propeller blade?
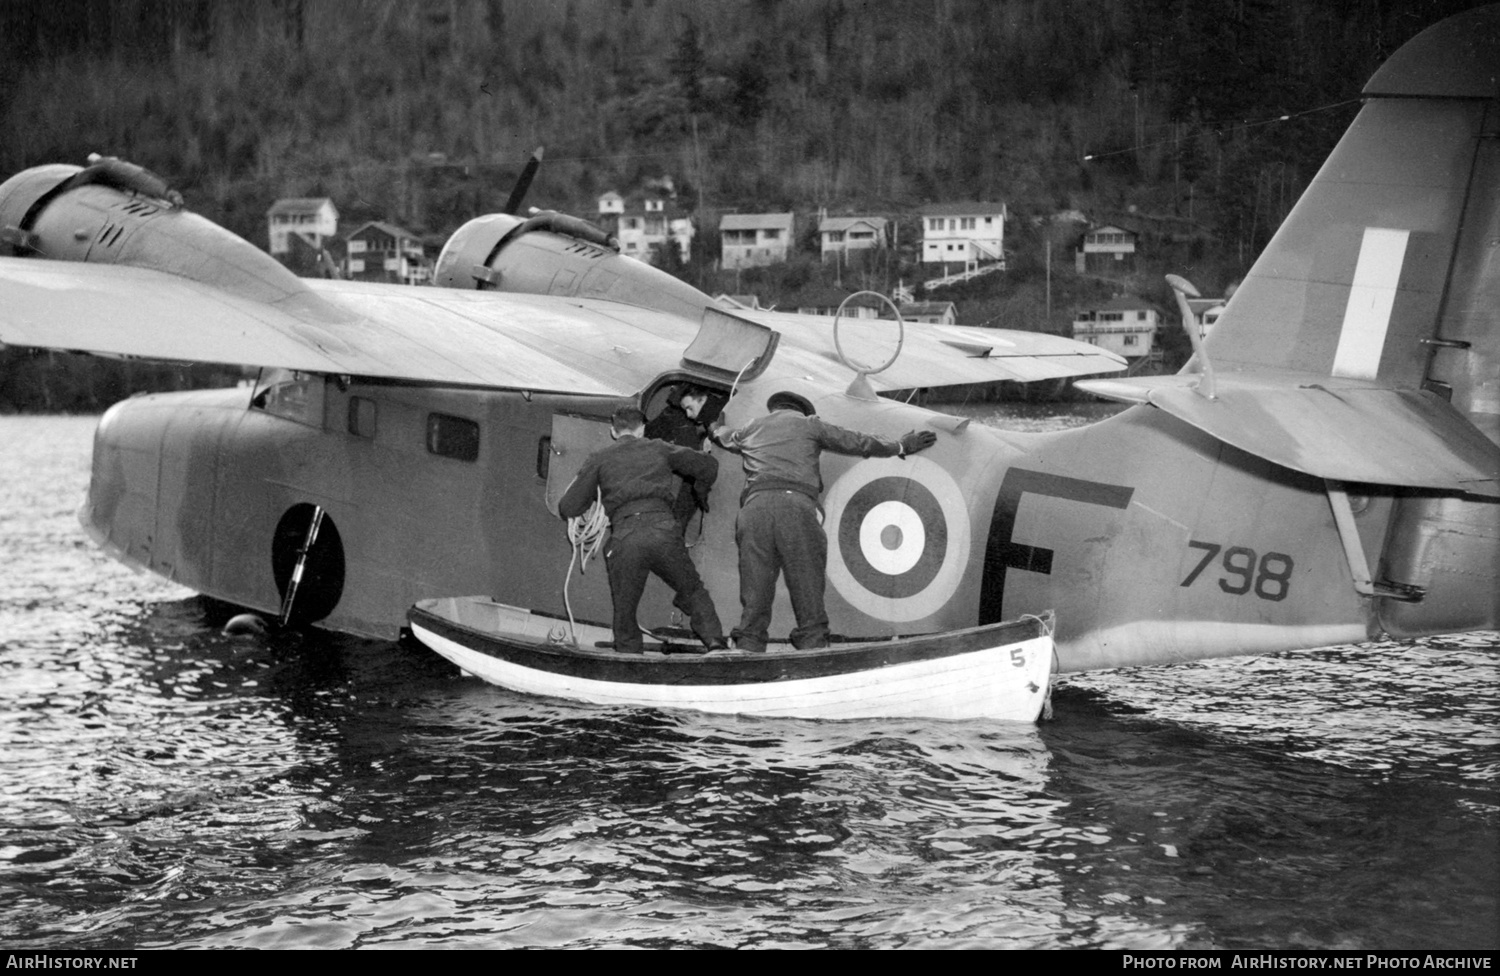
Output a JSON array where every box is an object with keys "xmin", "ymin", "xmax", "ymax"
[{"xmin": 503, "ymin": 146, "xmax": 544, "ymax": 215}]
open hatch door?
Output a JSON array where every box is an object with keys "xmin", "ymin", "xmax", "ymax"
[
  {"xmin": 680, "ymin": 306, "xmax": 779, "ymax": 385},
  {"xmin": 544, "ymin": 413, "xmax": 617, "ymax": 517}
]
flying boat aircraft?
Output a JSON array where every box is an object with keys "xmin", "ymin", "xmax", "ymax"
[{"xmin": 0, "ymin": 7, "xmax": 1496, "ymax": 674}]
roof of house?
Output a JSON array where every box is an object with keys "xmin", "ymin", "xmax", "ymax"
[
  {"xmin": 611, "ymin": 203, "xmax": 693, "ymax": 224},
  {"xmin": 1048, "ymin": 209, "xmax": 1089, "ymax": 224},
  {"xmin": 716, "ymin": 294, "xmax": 763, "ymax": 310},
  {"xmin": 918, "ymin": 201, "xmax": 1006, "ymax": 217},
  {"xmin": 1085, "ymin": 223, "xmax": 1140, "ymax": 237},
  {"xmin": 897, "ymin": 301, "xmax": 956, "ymax": 318},
  {"xmin": 267, "ymin": 197, "xmax": 336, "ymax": 217},
  {"xmin": 1080, "ymin": 295, "xmax": 1161, "ymax": 314},
  {"xmin": 1186, "ymin": 296, "xmax": 1226, "ymax": 316},
  {"xmin": 721, "ymin": 212, "xmax": 794, "ymax": 232},
  {"xmin": 819, "ymin": 216, "xmax": 888, "ymax": 234},
  {"xmin": 346, "ymin": 220, "xmax": 419, "ymax": 242}
]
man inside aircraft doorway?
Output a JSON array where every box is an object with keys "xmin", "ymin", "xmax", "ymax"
[
  {"xmin": 711, "ymin": 391, "xmax": 937, "ymax": 653},
  {"xmin": 645, "ymin": 384, "xmax": 720, "ymax": 534},
  {"xmin": 559, "ymin": 404, "xmax": 728, "ymax": 654}
]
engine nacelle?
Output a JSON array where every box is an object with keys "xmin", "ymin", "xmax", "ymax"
[
  {"xmin": 0, "ymin": 156, "xmax": 332, "ymax": 312},
  {"xmin": 434, "ymin": 210, "xmax": 717, "ymax": 324}
]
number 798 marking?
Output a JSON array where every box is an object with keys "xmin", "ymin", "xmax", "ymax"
[{"xmin": 1180, "ymin": 540, "xmax": 1294, "ymax": 602}]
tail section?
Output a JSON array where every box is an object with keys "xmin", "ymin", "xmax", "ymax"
[
  {"xmin": 1206, "ymin": 5, "xmax": 1499, "ymax": 405},
  {"xmin": 1080, "ymin": 7, "xmax": 1500, "ymax": 637}
]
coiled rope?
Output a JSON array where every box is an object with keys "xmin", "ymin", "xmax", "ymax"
[{"xmin": 562, "ymin": 491, "xmax": 609, "ymax": 645}]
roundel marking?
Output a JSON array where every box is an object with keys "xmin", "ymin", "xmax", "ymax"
[
  {"xmin": 824, "ymin": 456, "xmax": 971, "ymax": 623},
  {"xmin": 839, "ymin": 481, "xmax": 945, "ymax": 596},
  {"xmin": 859, "ymin": 501, "xmax": 925, "ymax": 575}
]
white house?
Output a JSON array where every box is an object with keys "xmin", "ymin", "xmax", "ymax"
[
  {"xmin": 819, "ymin": 216, "xmax": 888, "ymax": 262},
  {"xmin": 792, "ymin": 287, "xmax": 882, "ymax": 318},
  {"xmin": 596, "ymin": 190, "xmax": 625, "ymax": 217},
  {"xmin": 344, "ymin": 220, "xmax": 429, "ymax": 285},
  {"xmin": 1186, "ymin": 295, "xmax": 1228, "ymax": 339},
  {"xmin": 597, "ymin": 190, "xmax": 694, "ymax": 265},
  {"xmin": 1071, "ymin": 296, "xmax": 1160, "ymax": 359},
  {"xmin": 919, "ymin": 202, "xmax": 1005, "ymax": 268},
  {"xmin": 266, "ymin": 197, "xmax": 338, "ymax": 256},
  {"xmin": 1077, "ymin": 223, "xmax": 1139, "ymax": 273},
  {"xmin": 896, "ymin": 301, "xmax": 957, "ymax": 326},
  {"xmin": 721, "ymin": 212, "xmax": 794, "ymax": 269}
]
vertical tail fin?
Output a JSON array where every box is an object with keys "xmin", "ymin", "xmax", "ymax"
[{"xmin": 1206, "ymin": 5, "xmax": 1499, "ymax": 417}]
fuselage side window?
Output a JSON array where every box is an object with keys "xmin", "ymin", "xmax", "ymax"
[
  {"xmin": 427, "ymin": 412, "xmax": 480, "ymax": 462},
  {"xmin": 348, "ymin": 396, "xmax": 377, "ymax": 438}
]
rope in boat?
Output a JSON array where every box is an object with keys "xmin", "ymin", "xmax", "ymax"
[{"xmin": 562, "ymin": 490, "xmax": 609, "ymax": 646}]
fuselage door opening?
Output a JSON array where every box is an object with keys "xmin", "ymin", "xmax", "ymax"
[{"xmin": 543, "ymin": 412, "xmax": 619, "ymax": 517}]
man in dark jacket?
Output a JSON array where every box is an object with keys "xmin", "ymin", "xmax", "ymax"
[
  {"xmin": 711, "ymin": 391, "xmax": 937, "ymax": 652},
  {"xmin": 559, "ymin": 404, "xmax": 727, "ymax": 654},
  {"xmin": 644, "ymin": 384, "xmax": 719, "ymax": 533}
]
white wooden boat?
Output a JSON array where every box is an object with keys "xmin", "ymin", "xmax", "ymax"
[{"xmin": 407, "ymin": 597, "xmax": 1055, "ymax": 722}]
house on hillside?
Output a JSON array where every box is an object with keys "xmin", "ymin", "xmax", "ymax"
[
  {"xmin": 596, "ymin": 188, "xmax": 694, "ymax": 265},
  {"xmin": 1185, "ymin": 295, "xmax": 1229, "ymax": 339},
  {"xmin": 819, "ymin": 216, "xmax": 889, "ymax": 263},
  {"xmin": 345, "ymin": 221, "xmax": 430, "ymax": 285},
  {"xmin": 1076, "ymin": 223, "xmax": 1140, "ymax": 274},
  {"xmin": 1071, "ymin": 296, "xmax": 1161, "ymax": 360},
  {"xmin": 791, "ymin": 287, "xmax": 882, "ymax": 318},
  {"xmin": 597, "ymin": 190, "xmax": 625, "ymax": 217},
  {"xmin": 267, "ymin": 197, "xmax": 338, "ymax": 257},
  {"xmin": 895, "ymin": 301, "xmax": 957, "ymax": 326},
  {"xmin": 919, "ymin": 202, "xmax": 1006, "ymax": 270},
  {"xmin": 721, "ymin": 212, "xmax": 794, "ymax": 269},
  {"xmin": 280, "ymin": 229, "xmax": 342, "ymax": 278}
]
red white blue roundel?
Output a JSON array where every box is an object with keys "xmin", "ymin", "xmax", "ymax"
[{"xmin": 824, "ymin": 456, "xmax": 971, "ymax": 623}]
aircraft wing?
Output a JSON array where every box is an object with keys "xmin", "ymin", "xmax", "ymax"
[
  {"xmin": 0, "ymin": 256, "xmax": 1123, "ymax": 397},
  {"xmin": 1079, "ymin": 372, "xmax": 1500, "ymax": 496},
  {"xmin": 0, "ymin": 258, "xmax": 689, "ymax": 396},
  {"xmin": 757, "ymin": 314, "xmax": 1127, "ymax": 388}
]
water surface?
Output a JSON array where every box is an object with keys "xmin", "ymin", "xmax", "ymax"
[{"xmin": 1, "ymin": 414, "xmax": 1494, "ymax": 949}]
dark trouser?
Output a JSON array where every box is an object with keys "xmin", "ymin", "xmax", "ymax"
[
  {"xmin": 605, "ymin": 511, "xmax": 723, "ymax": 653},
  {"xmin": 732, "ymin": 490, "xmax": 828, "ymax": 652}
]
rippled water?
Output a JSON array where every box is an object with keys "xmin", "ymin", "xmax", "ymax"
[{"xmin": 1, "ymin": 414, "xmax": 1495, "ymax": 949}]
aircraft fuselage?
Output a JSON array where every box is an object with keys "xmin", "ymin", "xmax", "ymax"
[{"xmin": 81, "ymin": 373, "xmax": 1422, "ymax": 673}]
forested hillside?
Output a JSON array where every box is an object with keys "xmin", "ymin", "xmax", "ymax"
[{"xmin": 0, "ymin": 0, "xmax": 1487, "ymax": 409}]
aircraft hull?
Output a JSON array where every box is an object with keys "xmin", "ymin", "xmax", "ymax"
[{"xmin": 78, "ymin": 379, "xmax": 1428, "ymax": 675}]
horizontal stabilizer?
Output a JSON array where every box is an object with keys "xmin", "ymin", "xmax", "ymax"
[{"xmin": 1078, "ymin": 372, "xmax": 1500, "ymax": 496}]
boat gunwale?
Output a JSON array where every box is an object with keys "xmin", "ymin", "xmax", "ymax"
[{"xmin": 408, "ymin": 598, "xmax": 1053, "ymax": 687}]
